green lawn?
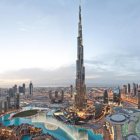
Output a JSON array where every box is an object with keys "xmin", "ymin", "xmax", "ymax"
[{"xmin": 13, "ymin": 110, "xmax": 38, "ymax": 118}]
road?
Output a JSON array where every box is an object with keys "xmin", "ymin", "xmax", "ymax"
[{"xmin": 123, "ymin": 100, "xmax": 138, "ymax": 108}]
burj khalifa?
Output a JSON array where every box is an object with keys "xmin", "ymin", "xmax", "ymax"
[{"xmin": 75, "ymin": 0, "xmax": 87, "ymax": 110}]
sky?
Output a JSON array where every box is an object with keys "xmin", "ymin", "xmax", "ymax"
[{"xmin": 0, "ymin": 0, "xmax": 140, "ymax": 87}]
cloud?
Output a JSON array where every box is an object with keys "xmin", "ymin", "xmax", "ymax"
[
  {"xmin": 20, "ymin": 28, "xmax": 28, "ymax": 31},
  {"xmin": 17, "ymin": 21, "xmax": 30, "ymax": 31},
  {"xmin": 0, "ymin": 66, "xmax": 75, "ymax": 87},
  {"xmin": 85, "ymin": 75, "xmax": 101, "ymax": 79},
  {"xmin": 0, "ymin": 79, "xmax": 30, "ymax": 83},
  {"xmin": 0, "ymin": 54, "xmax": 139, "ymax": 88},
  {"xmin": 57, "ymin": 0, "xmax": 65, "ymax": 7}
]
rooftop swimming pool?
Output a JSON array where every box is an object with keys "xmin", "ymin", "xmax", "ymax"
[{"xmin": 0, "ymin": 106, "xmax": 103, "ymax": 140}]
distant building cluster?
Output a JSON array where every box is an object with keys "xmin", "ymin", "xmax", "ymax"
[
  {"xmin": 122, "ymin": 82, "xmax": 139, "ymax": 96},
  {"xmin": 49, "ymin": 90, "xmax": 64, "ymax": 103},
  {"xmin": 0, "ymin": 85, "xmax": 21, "ymax": 115},
  {"xmin": 103, "ymin": 87, "xmax": 121, "ymax": 106},
  {"xmin": 0, "ymin": 81, "xmax": 35, "ymax": 115}
]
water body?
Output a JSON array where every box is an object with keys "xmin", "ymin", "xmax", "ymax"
[{"xmin": 0, "ymin": 106, "xmax": 103, "ymax": 140}]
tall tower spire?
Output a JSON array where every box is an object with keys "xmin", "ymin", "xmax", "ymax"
[
  {"xmin": 75, "ymin": 0, "xmax": 86, "ymax": 110},
  {"xmin": 79, "ymin": 0, "xmax": 82, "ymax": 26}
]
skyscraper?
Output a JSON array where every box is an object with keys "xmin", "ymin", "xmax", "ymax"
[
  {"xmin": 13, "ymin": 84, "xmax": 17, "ymax": 97},
  {"xmin": 128, "ymin": 83, "xmax": 130, "ymax": 93},
  {"xmin": 70, "ymin": 85, "xmax": 73, "ymax": 98},
  {"xmin": 136, "ymin": 84, "xmax": 138, "ymax": 96},
  {"xmin": 13, "ymin": 84, "xmax": 17, "ymax": 93},
  {"xmin": 75, "ymin": 1, "xmax": 86, "ymax": 110},
  {"xmin": 4, "ymin": 100, "xmax": 8, "ymax": 112},
  {"xmin": 138, "ymin": 88, "xmax": 140, "ymax": 109},
  {"xmin": 6, "ymin": 95, "xmax": 10, "ymax": 109},
  {"xmin": 104, "ymin": 90, "xmax": 108, "ymax": 104},
  {"xmin": 0, "ymin": 101, "xmax": 2, "ymax": 114},
  {"xmin": 123, "ymin": 84, "xmax": 127, "ymax": 94},
  {"xmin": 15, "ymin": 93, "xmax": 20, "ymax": 109},
  {"xmin": 61, "ymin": 90, "xmax": 64, "ymax": 101},
  {"xmin": 23, "ymin": 83, "xmax": 25, "ymax": 95},
  {"xmin": 1, "ymin": 100, "xmax": 5, "ymax": 113},
  {"xmin": 9, "ymin": 88, "xmax": 14, "ymax": 98},
  {"xmin": 29, "ymin": 81, "xmax": 33, "ymax": 95},
  {"xmin": 133, "ymin": 83, "xmax": 136, "ymax": 96},
  {"xmin": 49, "ymin": 90, "xmax": 52, "ymax": 100},
  {"xmin": 19, "ymin": 86, "xmax": 23, "ymax": 93},
  {"xmin": 55, "ymin": 91, "xmax": 58, "ymax": 98},
  {"xmin": 113, "ymin": 88, "xmax": 121, "ymax": 105}
]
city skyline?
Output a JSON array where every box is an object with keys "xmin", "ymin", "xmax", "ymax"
[{"xmin": 1, "ymin": 0, "xmax": 140, "ymax": 87}]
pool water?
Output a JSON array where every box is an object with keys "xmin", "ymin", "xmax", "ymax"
[{"xmin": 1, "ymin": 106, "xmax": 103, "ymax": 140}]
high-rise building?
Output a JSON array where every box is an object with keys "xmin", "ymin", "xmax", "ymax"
[
  {"xmin": 49, "ymin": 90, "xmax": 52, "ymax": 100},
  {"xmin": 23, "ymin": 83, "xmax": 25, "ymax": 95},
  {"xmin": 13, "ymin": 84, "xmax": 17, "ymax": 93},
  {"xmin": 1, "ymin": 100, "xmax": 5, "ymax": 113},
  {"xmin": 0, "ymin": 88, "xmax": 1, "ymax": 95},
  {"xmin": 9, "ymin": 88, "xmax": 14, "ymax": 98},
  {"xmin": 15, "ymin": 93, "xmax": 20, "ymax": 109},
  {"xmin": 6, "ymin": 95, "xmax": 10, "ymax": 109},
  {"xmin": 12, "ymin": 84, "xmax": 17, "ymax": 97},
  {"xmin": 70, "ymin": 85, "xmax": 73, "ymax": 98},
  {"xmin": 0, "ymin": 100, "xmax": 8, "ymax": 113},
  {"xmin": 128, "ymin": 83, "xmax": 130, "ymax": 93},
  {"xmin": 104, "ymin": 90, "xmax": 108, "ymax": 104},
  {"xmin": 29, "ymin": 81, "xmax": 33, "ymax": 95},
  {"xmin": 4, "ymin": 101, "xmax": 8, "ymax": 112},
  {"xmin": 19, "ymin": 86, "xmax": 23, "ymax": 93},
  {"xmin": 133, "ymin": 83, "xmax": 136, "ymax": 96},
  {"xmin": 113, "ymin": 88, "xmax": 121, "ymax": 105},
  {"xmin": 55, "ymin": 91, "xmax": 58, "ymax": 98},
  {"xmin": 61, "ymin": 90, "xmax": 64, "ymax": 101},
  {"xmin": 75, "ymin": 1, "xmax": 86, "ymax": 110},
  {"xmin": 138, "ymin": 88, "xmax": 140, "ymax": 109},
  {"xmin": 123, "ymin": 85, "xmax": 127, "ymax": 94},
  {"xmin": 136, "ymin": 84, "xmax": 138, "ymax": 96},
  {"xmin": 0, "ymin": 101, "xmax": 2, "ymax": 114}
]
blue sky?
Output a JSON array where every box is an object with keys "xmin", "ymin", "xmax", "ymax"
[{"xmin": 0, "ymin": 0, "xmax": 140, "ymax": 87}]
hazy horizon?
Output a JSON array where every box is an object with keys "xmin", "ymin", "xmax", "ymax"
[{"xmin": 0, "ymin": 82, "xmax": 132, "ymax": 88}]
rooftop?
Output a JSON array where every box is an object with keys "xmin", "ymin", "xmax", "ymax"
[{"xmin": 106, "ymin": 113, "xmax": 129, "ymax": 124}]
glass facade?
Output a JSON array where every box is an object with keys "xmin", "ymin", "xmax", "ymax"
[
  {"xmin": 104, "ymin": 90, "xmax": 108, "ymax": 104},
  {"xmin": 113, "ymin": 88, "xmax": 121, "ymax": 104},
  {"xmin": 15, "ymin": 93, "xmax": 20, "ymax": 109}
]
